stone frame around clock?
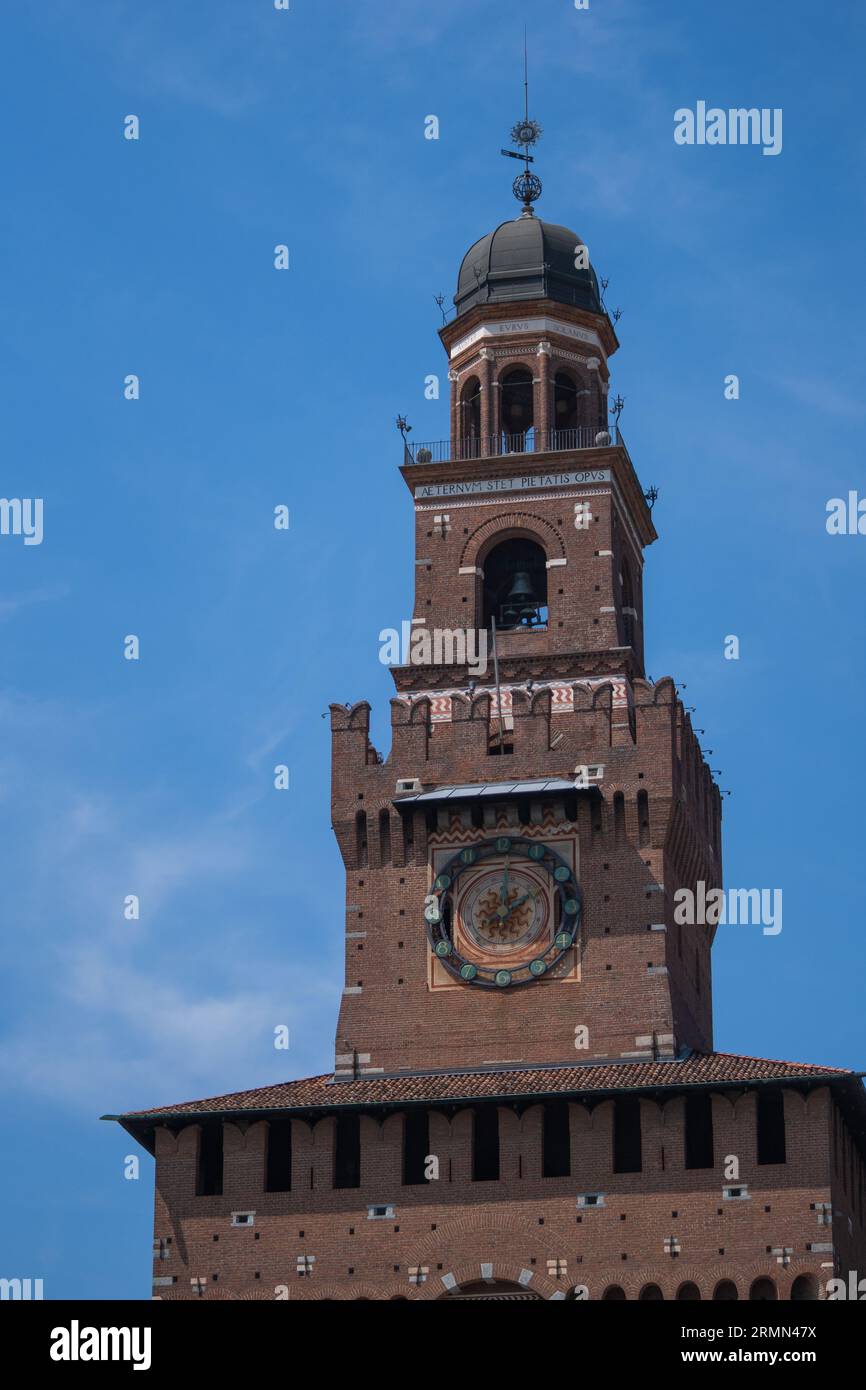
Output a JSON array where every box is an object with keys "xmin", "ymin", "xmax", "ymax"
[{"xmin": 425, "ymin": 832, "xmax": 583, "ymax": 991}]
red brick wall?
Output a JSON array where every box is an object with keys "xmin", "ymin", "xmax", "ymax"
[
  {"xmin": 149, "ymin": 1086, "xmax": 865, "ymax": 1300},
  {"xmin": 330, "ymin": 672, "xmax": 720, "ymax": 1075}
]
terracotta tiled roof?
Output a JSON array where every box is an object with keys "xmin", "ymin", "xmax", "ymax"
[{"xmin": 114, "ymin": 1052, "xmax": 857, "ymax": 1122}]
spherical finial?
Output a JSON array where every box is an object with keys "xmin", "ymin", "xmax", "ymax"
[{"xmin": 513, "ymin": 170, "xmax": 542, "ymax": 213}]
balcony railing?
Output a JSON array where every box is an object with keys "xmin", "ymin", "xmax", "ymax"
[{"xmin": 404, "ymin": 425, "xmax": 625, "ymax": 466}]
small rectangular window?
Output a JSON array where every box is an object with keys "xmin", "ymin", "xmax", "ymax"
[
  {"xmin": 576, "ymin": 1192, "xmax": 605, "ymax": 1209},
  {"xmin": 723, "ymin": 1184, "xmax": 750, "ymax": 1201}
]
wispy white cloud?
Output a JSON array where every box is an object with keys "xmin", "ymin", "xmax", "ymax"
[
  {"xmin": 0, "ymin": 944, "xmax": 332, "ymax": 1114},
  {"xmin": 769, "ymin": 372, "xmax": 865, "ymax": 420},
  {"xmin": 0, "ymin": 585, "xmax": 68, "ymax": 623},
  {"xmin": 36, "ymin": 0, "xmax": 279, "ymax": 117},
  {"xmin": 0, "ymin": 688, "xmax": 338, "ymax": 1114}
]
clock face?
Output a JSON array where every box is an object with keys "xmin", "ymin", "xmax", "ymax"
[
  {"xmin": 460, "ymin": 865, "xmax": 548, "ymax": 951},
  {"xmin": 425, "ymin": 836, "xmax": 581, "ymax": 989}
]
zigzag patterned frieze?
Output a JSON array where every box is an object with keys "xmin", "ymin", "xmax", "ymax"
[{"xmin": 396, "ymin": 676, "xmax": 632, "ymax": 720}]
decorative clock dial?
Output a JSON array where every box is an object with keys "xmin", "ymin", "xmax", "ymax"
[
  {"xmin": 459, "ymin": 864, "xmax": 548, "ymax": 952},
  {"xmin": 424, "ymin": 836, "xmax": 581, "ymax": 989}
]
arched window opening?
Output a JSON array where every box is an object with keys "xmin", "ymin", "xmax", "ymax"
[
  {"xmin": 482, "ymin": 537, "xmax": 548, "ymax": 632},
  {"xmin": 443, "ymin": 1280, "xmax": 543, "ymax": 1301},
  {"xmin": 676, "ymin": 1282, "xmax": 702, "ymax": 1301},
  {"xmin": 488, "ymin": 730, "xmax": 514, "ymax": 757},
  {"xmin": 552, "ymin": 371, "xmax": 587, "ymax": 448},
  {"xmin": 713, "ymin": 1280, "xmax": 739, "ymax": 1301},
  {"xmin": 790, "ymin": 1275, "xmax": 818, "ymax": 1301},
  {"xmin": 378, "ymin": 810, "xmax": 391, "ymax": 866},
  {"xmin": 749, "ymin": 1278, "xmax": 778, "ymax": 1302},
  {"xmin": 355, "ymin": 811, "xmax": 368, "ymax": 869},
  {"xmin": 500, "ymin": 368, "xmax": 534, "ymax": 453},
  {"xmin": 639, "ymin": 1284, "xmax": 664, "ymax": 1301},
  {"xmin": 459, "ymin": 376, "xmax": 482, "ymax": 459},
  {"xmin": 613, "ymin": 791, "xmax": 626, "ymax": 845},
  {"xmin": 620, "ymin": 559, "xmax": 636, "ymax": 649},
  {"xmin": 637, "ymin": 789, "xmax": 650, "ymax": 847},
  {"xmin": 602, "ymin": 1285, "xmax": 627, "ymax": 1301}
]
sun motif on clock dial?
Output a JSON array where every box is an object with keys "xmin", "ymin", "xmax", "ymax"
[{"xmin": 459, "ymin": 865, "xmax": 549, "ymax": 952}]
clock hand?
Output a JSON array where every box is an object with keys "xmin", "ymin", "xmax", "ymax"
[
  {"xmin": 503, "ymin": 887, "xmax": 539, "ymax": 918},
  {"xmin": 496, "ymin": 860, "xmax": 511, "ymax": 919}
]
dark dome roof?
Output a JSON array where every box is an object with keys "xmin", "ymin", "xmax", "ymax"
[{"xmin": 455, "ymin": 214, "xmax": 603, "ymax": 319}]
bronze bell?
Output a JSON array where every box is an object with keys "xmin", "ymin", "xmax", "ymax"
[
  {"xmin": 501, "ymin": 571, "xmax": 538, "ymax": 628},
  {"xmin": 506, "ymin": 571, "xmax": 536, "ymax": 606}
]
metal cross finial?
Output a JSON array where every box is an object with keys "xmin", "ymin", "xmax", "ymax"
[{"xmin": 501, "ymin": 30, "xmax": 543, "ymax": 214}]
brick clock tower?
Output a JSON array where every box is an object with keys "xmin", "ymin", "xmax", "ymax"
[{"xmin": 112, "ymin": 118, "xmax": 866, "ymax": 1304}]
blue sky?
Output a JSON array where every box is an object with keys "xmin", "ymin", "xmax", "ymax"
[{"xmin": 0, "ymin": 0, "xmax": 863, "ymax": 1299}]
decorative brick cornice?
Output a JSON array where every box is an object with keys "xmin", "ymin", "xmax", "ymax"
[{"xmin": 390, "ymin": 650, "xmax": 635, "ymax": 693}]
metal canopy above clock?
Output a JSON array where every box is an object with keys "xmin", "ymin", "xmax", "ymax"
[{"xmin": 393, "ymin": 776, "xmax": 600, "ymax": 806}]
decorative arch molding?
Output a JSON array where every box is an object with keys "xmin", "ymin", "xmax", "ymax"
[
  {"xmin": 495, "ymin": 355, "xmax": 538, "ymax": 383},
  {"xmin": 460, "ymin": 512, "xmax": 566, "ymax": 569},
  {"xmin": 469, "ymin": 692, "xmax": 493, "ymax": 720},
  {"xmin": 345, "ymin": 700, "xmax": 372, "ymax": 730},
  {"xmin": 632, "ymin": 677, "xmax": 675, "ymax": 709},
  {"xmin": 424, "ymin": 1261, "xmax": 561, "ymax": 1302},
  {"xmin": 590, "ymin": 680, "xmax": 616, "ymax": 710},
  {"xmin": 154, "ymin": 1125, "xmax": 182, "ymax": 1158},
  {"xmin": 223, "ymin": 1118, "xmax": 267, "ymax": 1151},
  {"xmin": 550, "ymin": 359, "xmax": 590, "ymax": 386},
  {"xmin": 529, "ymin": 686, "xmax": 553, "ymax": 717},
  {"xmin": 581, "ymin": 1260, "xmax": 798, "ymax": 1301},
  {"xmin": 285, "ymin": 1280, "xmax": 387, "ymax": 1302},
  {"xmin": 408, "ymin": 1212, "xmax": 564, "ymax": 1302},
  {"xmin": 408, "ymin": 696, "xmax": 431, "ymax": 725}
]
